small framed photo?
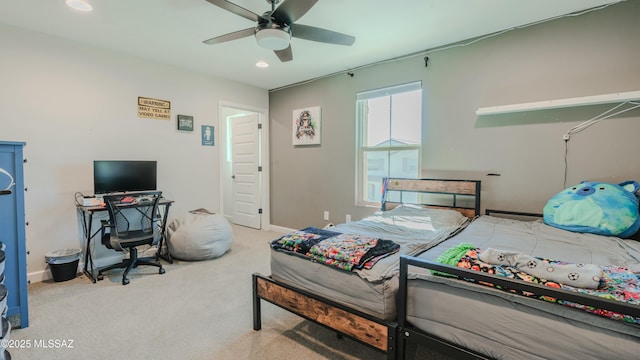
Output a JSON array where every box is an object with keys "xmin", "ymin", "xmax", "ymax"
[
  {"xmin": 177, "ymin": 115, "xmax": 194, "ymax": 131},
  {"xmin": 201, "ymin": 125, "xmax": 214, "ymax": 146}
]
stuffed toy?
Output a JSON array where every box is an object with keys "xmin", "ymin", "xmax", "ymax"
[{"xmin": 543, "ymin": 180, "xmax": 640, "ymax": 238}]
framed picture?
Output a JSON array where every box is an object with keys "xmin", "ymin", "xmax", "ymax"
[
  {"xmin": 177, "ymin": 114, "xmax": 194, "ymax": 131},
  {"xmin": 292, "ymin": 106, "xmax": 321, "ymax": 146},
  {"xmin": 201, "ymin": 125, "xmax": 214, "ymax": 146}
]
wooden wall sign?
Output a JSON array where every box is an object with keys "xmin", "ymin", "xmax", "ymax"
[{"xmin": 138, "ymin": 97, "xmax": 171, "ymax": 120}]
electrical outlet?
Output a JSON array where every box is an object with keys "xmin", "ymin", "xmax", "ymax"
[
  {"xmin": 323, "ymin": 211, "xmax": 329, "ymax": 221},
  {"xmin": 345, "ymin": 214, "xmax": 351, "ymax": 222}
]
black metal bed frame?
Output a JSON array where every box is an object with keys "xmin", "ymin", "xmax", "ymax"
[
  {"xmin": 396, "ymin": 240, "xmax": 640, "ymax": 359},
  {"xmin": 253, "ymin": 202, "xmax": 640, "ymax": 358},
  {"xmin": 251, "ymin": 178, "xmax": 482, "ymax": 359},
  {"xmin": 381, "ymin": 177, "xmax": 481, "ymax": 218},
  {"xmin": 252, "ymin": 273, "xmax": 398, "ymax": 359}
]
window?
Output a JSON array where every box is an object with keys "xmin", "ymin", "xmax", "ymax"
[{"xmin": 356, "ymin": 81, "xmax": 422, "ymax": 205}]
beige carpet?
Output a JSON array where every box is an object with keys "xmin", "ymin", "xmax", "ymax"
[{"xmin": 8, "ymin": 225, "xmax": 443, "ymax": 360}]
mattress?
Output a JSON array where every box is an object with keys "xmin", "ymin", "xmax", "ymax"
[
  {"xmin": 271, "ymin": 250, "xmax": 398, "ymax": 320},
  {"xmin": 270, "ymin": 206, "xmax": 471, "ymax": 320},
  {"xmin": 406, "ymin": 215, "xmax": 640, "ymax": 359}
]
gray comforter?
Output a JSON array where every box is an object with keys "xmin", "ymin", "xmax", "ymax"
[{"xmin": 333, "ymin": 205, "xmax": 470, "ymax": 282}]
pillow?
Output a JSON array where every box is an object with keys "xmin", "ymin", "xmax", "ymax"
[{"xmin": 543, "ymin": 181, "xmax": 640, "ymax": 238}]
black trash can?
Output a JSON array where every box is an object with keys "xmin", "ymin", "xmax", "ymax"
[{"xmin": 45, "ymin": 249, "xmax": 81, "ymax": 282}]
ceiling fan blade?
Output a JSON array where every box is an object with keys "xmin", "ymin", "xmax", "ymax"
[
  {"xmin": 204, "ymin": 0, "xmax": 263, "ymax": 22},
  {"xmin": 290, "ymin": 24, "xmax": 355, "ymax": 46},
  {"xmin": 203, "ymin": 27, "xmax": 255, "ymax": 45},
  {"xmin": 272, "ymin": 0, "xmax": 319, "ymax": 25},
  {"xmin": 274, "ymin": 46, "xmax": 293, "ymax": 62}
]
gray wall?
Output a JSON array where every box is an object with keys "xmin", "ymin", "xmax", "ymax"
[{"xmin": 268, "ymin": 1, "xmax": 640, "ymax": 229}]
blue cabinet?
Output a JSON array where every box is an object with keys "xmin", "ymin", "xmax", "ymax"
[{"xmin": 0, "ymin": 141, "xmax": 28, "ymax": 328}]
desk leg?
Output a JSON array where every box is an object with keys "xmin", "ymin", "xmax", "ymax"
[
  {"xmin": 156, "ymin": 203, "xmax": 173, "ymax": 264},
  {"xmin": 81, "ymin": 211, "xmax": 97, "ymax": 283}
]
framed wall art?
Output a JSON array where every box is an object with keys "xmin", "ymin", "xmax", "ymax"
[
  {"xmin": 177, "ymin": 114, "xmax": 194, "ymax": 131},
  {"xmin": 292, "ymin": 106, "xmax": 321, "ymax": 146},
  {"xmin": 201, "ymin": 125, "xmax": 214, "ymax": 146}
]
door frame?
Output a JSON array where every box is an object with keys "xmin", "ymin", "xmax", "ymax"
[{"xmin": 219, "ymin": 101, "xmax": 270, "ymax": 230}]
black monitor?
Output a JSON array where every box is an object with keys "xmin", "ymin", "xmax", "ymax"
[{"xmin": 93, "ymin": 160, "xmax": 157, "ymax": 194}]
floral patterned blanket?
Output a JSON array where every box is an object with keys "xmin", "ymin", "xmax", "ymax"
[
  {"xmin": 271, "ymin": 227, "xmax": 400, "ymax": 271},
  {"xmin": 270, "ymin": 227, "xmax": 340, "ymax": 254},
  {"xmin": 436, "ymin": 243, "xmax": 640, "ymax": 324}
]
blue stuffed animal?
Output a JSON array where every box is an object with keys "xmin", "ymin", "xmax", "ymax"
[{"xmin": 543, "ymin": 180, "xmax": 640, "ymax": 238}]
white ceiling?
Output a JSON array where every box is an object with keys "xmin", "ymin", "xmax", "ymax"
[{"xmin": 0, "ymin": 0, "xmax": 622, "ymax": 90}]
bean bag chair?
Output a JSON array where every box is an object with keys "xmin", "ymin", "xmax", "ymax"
[{"xmin": 166, "ymin": 209, "xmax": 233, "ymax": 260}]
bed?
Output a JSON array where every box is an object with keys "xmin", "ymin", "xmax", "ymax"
[
  {"xmin": 397, "ymin": 211, "xmax": 640, "ymax": 359},
  {"xmin": 252, "ymin": 178, "xmax": 481, "ymax": 359}
]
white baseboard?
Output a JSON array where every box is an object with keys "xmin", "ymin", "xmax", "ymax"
[
  {"xmin": 267, "ymin": 224, "xmax": 295, "ymax": 234},
  {"xmin": 30, "ymin": 226, "xmax": 289, "ymax": 284}
]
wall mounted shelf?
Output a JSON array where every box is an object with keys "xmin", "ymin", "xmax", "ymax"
[{"xmin": 476, "ymin": 91, "xmax": 640, "ymax": 116}]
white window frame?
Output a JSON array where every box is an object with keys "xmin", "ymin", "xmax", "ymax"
[{"xmin": 355, "ymin": 81, "xmax": 423, "ymax": 207}]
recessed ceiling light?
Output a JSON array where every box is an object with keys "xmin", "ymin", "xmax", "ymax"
[
  {"xmin": 66, "ymin": 0, "xmax": 92, "ymax": 12},
  {"xmin": 256, "ymin": 61, "xmax": 269, "ymax": 68}
]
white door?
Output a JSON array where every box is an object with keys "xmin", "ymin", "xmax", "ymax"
[{"xmin": 231, "ymin": 113, "xmax": 261, "ymax": 229}]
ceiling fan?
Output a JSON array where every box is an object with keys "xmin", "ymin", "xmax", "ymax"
[{"xmin": 203, "ymin": 0, "xmax": 355, "ymax": 62}]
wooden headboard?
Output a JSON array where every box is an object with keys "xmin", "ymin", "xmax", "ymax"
[{"xmin": 381, "ymin": 177, "xmax": 481, "ymax": 218}]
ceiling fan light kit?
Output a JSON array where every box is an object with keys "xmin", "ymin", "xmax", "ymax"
[
  {"xmin": 65, "ymin": 0, "xmax": 92, "ymax": 12},
  {"xmin": 256, "ymin": 27, "xmax": 291, "ymax": 50}
]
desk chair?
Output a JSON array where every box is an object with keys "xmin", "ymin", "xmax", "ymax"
[{"xmin": 98, "ymin": 191, "xmax": 165, "ymax": 285}]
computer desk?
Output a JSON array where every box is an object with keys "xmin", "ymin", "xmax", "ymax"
[{"xmin": 76, "ymin": 197, "xmax": 174, "ymax": 283}]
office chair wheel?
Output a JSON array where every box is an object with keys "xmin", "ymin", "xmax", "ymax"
[
  {"xmin": 122, "ymin": 278, "xmax": 130, "ymax": 285},
  {"xmin": 159, "ymin": 267, "xmax": 166, "ymax": 274}
]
